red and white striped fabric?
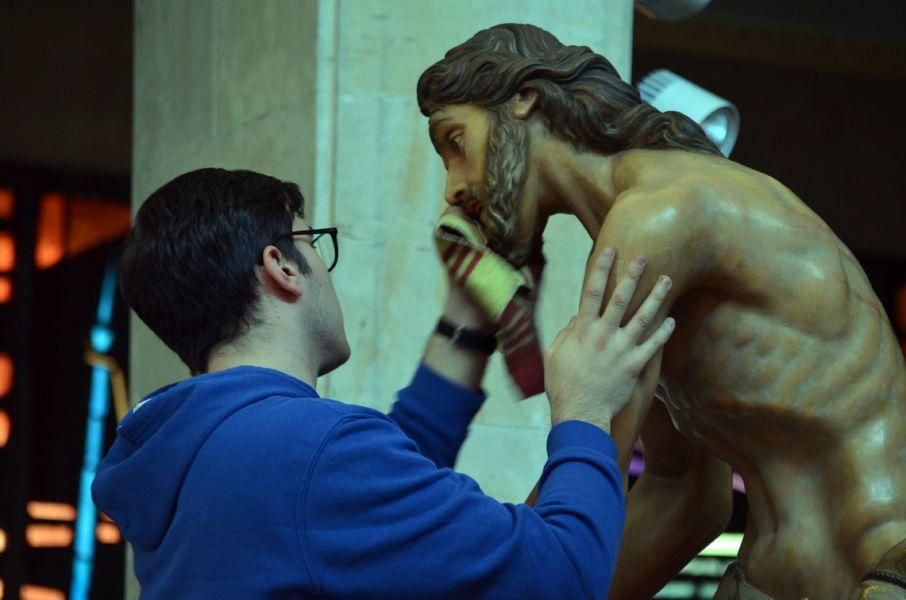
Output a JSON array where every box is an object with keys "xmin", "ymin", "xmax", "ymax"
[{"xmin": 435, "ymin": 208, "xmax": 546, "ymax": 398}]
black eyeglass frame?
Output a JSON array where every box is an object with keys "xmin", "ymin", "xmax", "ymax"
[{"xmin": 258, "ymin": 227, "xmax": 339, "ymax": 272}]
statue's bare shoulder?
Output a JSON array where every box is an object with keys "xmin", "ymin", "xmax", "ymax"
[
  {"xmin": 596, "ymin": 182, "xmax": 711, "ymax": 297},
  {"xmin": 611, "ymin": 150, "xmax": 876, "ymax": 334}
]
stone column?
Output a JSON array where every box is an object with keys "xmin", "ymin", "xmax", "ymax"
[
  {"xmin": 131, "ymin": 0, "xmax": 632, "ymax": 595},
  {"xmin": 131, "ymin": 0, "xmax": 322, "ymax": 397}
]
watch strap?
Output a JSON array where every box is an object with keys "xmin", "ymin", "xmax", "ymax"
[{"xmin": 436, "ymin": 318, "xmax": 497, "ymax": 355}]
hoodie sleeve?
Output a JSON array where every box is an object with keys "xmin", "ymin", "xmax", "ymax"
[
  {"xmin": 388, "ymin": 363, "xmax": 486, "ymax": 468},
  {"xmin": 299, "ymin": 413, "xmax": 625, "ymax": 600}
]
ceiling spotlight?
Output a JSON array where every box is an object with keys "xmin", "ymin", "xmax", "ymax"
[
  {"xmin": 637, "ymin": 69, "xmax": 740, "ymax": 157},
  {"xmin": 634, "ymin": 0, "xmax": 712, "ymax": 22}
]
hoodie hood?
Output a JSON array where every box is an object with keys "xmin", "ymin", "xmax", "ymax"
[{"xmin": 91, "ymin": 366, "xmax": 317, "ymax": 551}]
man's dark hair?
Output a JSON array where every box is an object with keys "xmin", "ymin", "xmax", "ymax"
[
  {"xmin": 417, "ymin": 23, "xmax": 721, "ymax": 156},
  {"xmin": 119, "ymin": 168, "xmax": 310, "ymax": 375}
]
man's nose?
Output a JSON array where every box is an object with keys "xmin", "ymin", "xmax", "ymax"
[{"xmin": 444, "ymin": 177, "xmax": 467, "ymax": 206}]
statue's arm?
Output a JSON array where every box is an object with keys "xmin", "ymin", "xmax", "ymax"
[
  {"xmin": 588, "ymin": 194, "xmax": 732, "ymax": 597},
  {"xmin": 608, "ymin": 399, "xmax": 732, "ymax": 599},
  {"xmin": 586, "ymin": 193, "xmax": 697, "ymax": 467}
]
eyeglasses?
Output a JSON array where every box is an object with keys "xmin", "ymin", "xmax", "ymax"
[{"xmin": 261, "ymin": 227, "xmax": 339, "ymax": 272}]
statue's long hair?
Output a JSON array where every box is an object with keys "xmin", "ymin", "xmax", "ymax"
[{"xmin": 417, "ymin": 23, "xmax": 721, "ymax": 156}]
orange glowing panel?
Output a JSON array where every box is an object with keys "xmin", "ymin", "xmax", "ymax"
[
  {"xmin": 0, "ymin": 353, "xmax": 12, "ymax": 396},
  {"xmin": 35, "ymin": 193, "xmax": 65, "ymax": 269},
  {"xmin": 0, "ymin": 276, "xmax": 10, "ymax": 303},
  {"xmin": 0, "ymin": 188, "xmax": 12, "ymax": 220},
  {"xmin": 0, "ymin": 233, "xmax": 13, "ymax": 272},
  {"xmin": 0, "ymin": 528, "xmax": 6, "ymax": 552},
  {"xmin": 0, "ymin": 410, "xmax": 9, "ymax": 448},
  {"xmin": 27, "ymin": 501, "xmax": 76, "ymax": 522},
  {"xmin": 25, "ymin": 524, "xmax": 72, "ymax": 548},
  {"xmin": 96, "ymin": 522, "xmax": 122, "ymax": 544},
  {"xmin": 20, "ymin": 585, "xmax": 65, "ymax": 600},
  {"xmin": 68, "ymin": 198, "xmax": 131, "ymax": 258},
  {"xmin": 34, "ymin": 194, "xmax": 132, "ymax": 270}
]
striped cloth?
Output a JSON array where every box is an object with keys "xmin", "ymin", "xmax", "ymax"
[{"xmin": 434, "ymin": 208, "xmax": 545, "ymax": 398}]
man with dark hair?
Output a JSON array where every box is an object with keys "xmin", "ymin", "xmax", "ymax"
[
  {"xmin": 418, "ymin": 23, "xmax": 906, "ymax": 600},
  {"xmin": 92, "ymin": 167, "xmax": 676, "ymax": 598},
  {"xmin": 117, "ymin": 168, "xmax": 325, "ymax": 376}
]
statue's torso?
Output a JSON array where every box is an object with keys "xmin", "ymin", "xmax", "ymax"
[{"xmin": 621, "ymin": 151, "xmax": 906, "ymax": 598}]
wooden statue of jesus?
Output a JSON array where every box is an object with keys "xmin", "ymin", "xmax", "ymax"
[{"xmin": 418, "ymin": 23, "xmax": 905, "ymax": 600}]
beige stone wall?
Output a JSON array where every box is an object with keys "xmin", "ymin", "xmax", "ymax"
[{"xmin": 130, "ymin": 0, "xmax": 631, "ymax": 595}]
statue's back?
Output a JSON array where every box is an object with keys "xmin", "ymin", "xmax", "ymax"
[{"xmin": 627, "ymin": 149, "xmax": 906, "ymax": 597}]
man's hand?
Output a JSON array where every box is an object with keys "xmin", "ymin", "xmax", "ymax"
[
  {"xmin": 543, "ymin": 248, "xmax": 675, "ymax": 433},
  {"xmin": 441, "ymin": 276, "xmax": 495, "ymax": 334},
  {"xmin": 438, "ymin": 206, "xmax": 496, "ymax": 333},
  {"xmin": 424, "ymin": 211, "xmax": 496, "ymax": 390}
]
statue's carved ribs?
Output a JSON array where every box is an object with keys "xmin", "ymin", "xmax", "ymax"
[{"xmin": 675, "ymin": 295, "xmax": 900, "ymax": 431}]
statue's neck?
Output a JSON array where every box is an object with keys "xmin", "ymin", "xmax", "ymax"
[{"xmin": 539, "ymin": 145, "xmax": 630, "ymax": 238}]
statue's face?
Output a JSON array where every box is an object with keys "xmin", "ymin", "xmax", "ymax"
[{"xmin": 429, "ymin": 103, "xmax": 535, "ymax": 266}]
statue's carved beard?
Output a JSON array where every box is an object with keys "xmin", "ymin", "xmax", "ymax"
[{"xmin": 466, "ymin": 111, "xmax": 532, "ymax": 268}]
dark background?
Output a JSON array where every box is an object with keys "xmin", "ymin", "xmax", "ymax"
[
  {"xmin": 0, "ymin": 1, "xmax": 903, "ymax": 598},
  {"xmin": 1, "ymin": 2, "xmax": 133, "ymax": 598}
]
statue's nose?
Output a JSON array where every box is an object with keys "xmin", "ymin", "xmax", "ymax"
[{"xmin": 444, "ymin": 176, "xmax": 467, "ymax": 206}]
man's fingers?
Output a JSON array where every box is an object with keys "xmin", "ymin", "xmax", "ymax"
[
  {"xmin": 635, "ymin": 317, "xmax": 676, "ymax": 363},
  {"xmin": 576, "ymin": 248, "xmax": 615, "ymax": 328},
  {"xmin": 601, "ymin": 255, "xmax": 647, "ymax": 328},
  {"xmin": 623, "ymin": 275, "xmax": 672, "ymax": 339}
]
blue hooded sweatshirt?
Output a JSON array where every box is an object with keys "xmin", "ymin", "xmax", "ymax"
[{"xmin": 92, "ymin": 364, "xmax": 625, "ymax": 599}]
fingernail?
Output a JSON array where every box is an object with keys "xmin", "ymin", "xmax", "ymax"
[
  {"xmin": 635, "ymin": 256, "xmax": 647, "ymax": 267},
  {"xmin": 666, "ymin": 317, "xmax": 675, "ymax": 328},
  {"xmin": 660, "ymin": 276, "xmax": 672, "ymax": 289},
  {"xmin": 603, "ymin": 248, "xmax": 615, "ymax": 258}
]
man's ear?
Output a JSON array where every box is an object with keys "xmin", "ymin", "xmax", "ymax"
[
  {"xmin": 510, "ymin": 88, "xmax": 540, "ymax": 120},
  {"xmin": 260, "ymin": 245, "xmax": 303, "ymax": 300}
]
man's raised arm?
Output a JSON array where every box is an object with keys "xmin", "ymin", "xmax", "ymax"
[{"xmin": 389, "ymin": 266, "xmax": 496, "ymax": 469}]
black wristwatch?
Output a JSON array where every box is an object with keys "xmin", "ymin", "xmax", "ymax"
[{"xmin": 435, "ymin": 318, "xmax": 497, "ymax": 355}]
